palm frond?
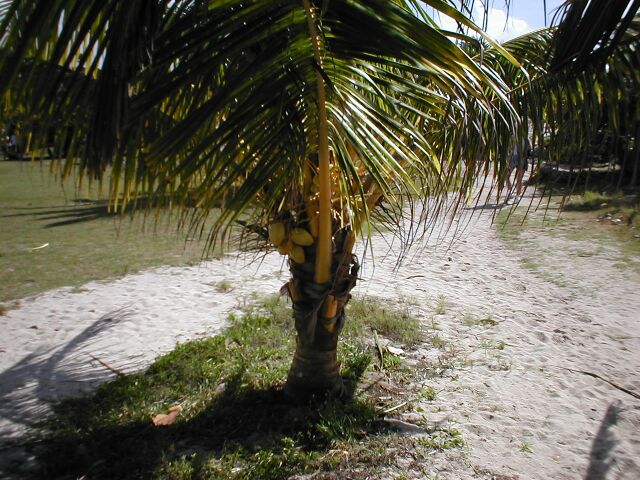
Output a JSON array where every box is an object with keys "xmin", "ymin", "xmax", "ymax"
[
  {"xmin": 0, "ymin": 0, "xmax": 518, "ymax": 253},
  {"xmin": 550, "ymin": 0, "xmax": 640, "ymax": 71}
]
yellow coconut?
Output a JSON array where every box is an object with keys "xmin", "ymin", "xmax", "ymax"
[
  {"xmin": 290, "ymin": 227, "xmax": 314, "ymax": 246},
  {"xmin": 277, "ymin": 239, "xmax": 292, "ymax": 256},
  {"xmin": 268, "ymin": 222, "xmax": 286, "ymax": 247},
  {"xmin": 289, "ymin": 244, "xmax": 305, "ymax": 264}
]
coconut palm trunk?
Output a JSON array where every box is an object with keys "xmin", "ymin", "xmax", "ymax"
[
  {"xmin": 281, "ymin": 0, "xmax": 355, "ymax": 400},
  {"xmin": 285, "ymin": 226, "xmax": 358, "ymax": 399}
]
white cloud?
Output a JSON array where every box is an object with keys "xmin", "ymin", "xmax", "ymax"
[
  {"xmin": 435, "ymin": 6, "xmax": 533, "ymax": 43},
  {"xmin": 484, "ymin": 7, "xmax": 532, "ymax": 42}
]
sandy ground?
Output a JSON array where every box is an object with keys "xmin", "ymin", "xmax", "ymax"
[{"xmin": 1, "ymin": 188, "xmax": 639, "ymax": 479}]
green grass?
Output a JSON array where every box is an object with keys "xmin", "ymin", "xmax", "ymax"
[
  {"xmin": 431, "ymin": 334, "xmax": 447, "ymax": 348},
  {"xmin": 0, "ymin": 161, "xmax": 221, "ymax": 301},
  {"xmin": 414, "ymin": 427, "xmax": 464, "ymax": 450},
  {"xmin": 214, "ymin": 279, "xmax": 233, "ymax": 292},
  {"xmin": 6, "ymin": 295, "xmax": 440, "ymax": 480},
  {"xmin": 434, "ymin": 294, "xmax": 447, "ymax": 315},
  {"xmin": 496, "ymin": 190, "xmax": 640, "ymax": 276},
  {"xmin": 564, "ymin": 190, "xmax": 639, "ymax": 220},
  {"xmin": 344, "ymin": 297, "xmax": 422, "ymax": 347},
  {"xmin": 519, "ymin": 441, "xmax": 533, "ymax": 454},
  {"xmin": 564, "ymin": 190, "xmax": 640, "ymax": 252},
  {"xmin": 462, "ymin": 313, "xmax": 497, "ymax": 327}
]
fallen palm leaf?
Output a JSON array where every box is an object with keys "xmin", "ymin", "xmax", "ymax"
[
  {"xmin": 152, "ymin": 405, "xmax": 182, "ymax": 426},
  {"xmin": 373, "ymin": 329, "xmax": 384, "ymax": 370},
  {"xmin": 559, "ymin": 367, "xmax": 640, "ymax": 400}
]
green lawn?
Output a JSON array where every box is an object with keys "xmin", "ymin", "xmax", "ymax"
[{"xmin": 0, "ymin": 161, "xmax": 219, "ymax": 302}]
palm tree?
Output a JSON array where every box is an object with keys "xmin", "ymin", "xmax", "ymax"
[
  {"xmin": 1, "ymin": 0, "xmax": 634, "ymax": 400},
  {"xmin": 477, "ymin": 1, "xmax": 640, "ymax": 188}
]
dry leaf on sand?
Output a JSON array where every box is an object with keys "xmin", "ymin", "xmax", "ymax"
[{"xmin": 152, "ymin": 405, "xmax": 182, "ymax": 426}]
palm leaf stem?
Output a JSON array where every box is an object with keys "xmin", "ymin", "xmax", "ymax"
[{"xmin": 302, "ymin": 0, "xmax": 332, "ymax": 285}]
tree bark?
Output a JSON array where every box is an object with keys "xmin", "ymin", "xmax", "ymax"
[{"xmin": 284, "ymin": 227, "xmax": 359, "ymax": 401}]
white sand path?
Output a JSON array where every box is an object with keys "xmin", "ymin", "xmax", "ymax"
[{"xmin": 1, "ymin": 189, "xmax": 639, "ymax": 479}]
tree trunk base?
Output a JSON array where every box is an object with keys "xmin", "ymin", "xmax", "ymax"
[{"xmin": 285, "ymin": 347, "xmax": 345, "ymax": 402}]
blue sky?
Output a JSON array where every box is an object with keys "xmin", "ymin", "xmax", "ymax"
[
  {"xmin": 508, "ymin": 0, "xmax": 567, "ymax": 29},
  {"xmin": 436, "ymin": 1, "xmax": 567, "ymax": 41}
]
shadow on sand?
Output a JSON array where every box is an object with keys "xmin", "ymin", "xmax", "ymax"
[
  {"xmin": 584, "ymin": 401, "xmax": 622, "ymax": 480},
  {"xmin": 0, "ymin": 309, "xmax": 134, "ymax": 439}
]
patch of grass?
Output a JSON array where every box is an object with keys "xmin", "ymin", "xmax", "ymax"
[
  {"xmin": 564, "ymin": 190, "xmax": 635, "ymax": 213},
  {"xmin": 421, "ymin": 386, "xmax": 437, "ymax": 401},
  {"xmin": 382, "ymin": 353, "xmax": 407, "ymax": 372},
  {"xmin": 488, "ymin": 356, "xmax": 512, "ymax": 372},
  {"xmin": 414, "ymin": 427, "xmax": 464, "ymax": 450},
  {"xmin": 519, "ymin": 441, "xmax": 533, "ymax": 453},
  {"xmin": 215, "ymin": 279, "xmax": 233, "ymax": 292},
  {"xmin": 431, "ymin": 334, "xmax": 447, "ymax": 349},
  {"xmin": 496, "ymin": 192, "xmax": 640, "ymax": 279},
  {"xmin": 156, "ymin": 455, "xmax": 196, "ymax": 480},
  {"xmin": 463, "ymin": 313, "xmax": 497, "ymax": 327},
  {"xmin": 0, "ymin": 161, "xmax": 222, "ymax": 301},
  {"xmin": 434, "ymin": 294, "xmax": 447, "ymax": 315},
  {"xmin": 520, "ymin": 257, "xmax": 540, "ymax": 271},
  {"xmin": 495, "ymin": 207, "xmax": 564, "ymax": 244},
  {"xmin": 497, "ymin": 191, "xmax": 640, "ymax": 262},
  {"xmin": 345, "ymin": 297, "xmax": 422, "ymax": 347},
  {"xmin": 11, "ymin": 295, "xmax": 426, "ymax": 480}
]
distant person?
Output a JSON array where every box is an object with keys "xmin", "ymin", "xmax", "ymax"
[
  {"xmin": 5, "ymin": 126, "xmax": 19, "ymax": 159},
  {"xmin": 504, "ymin": 138, "xmax": 530, "ymax": 203}
]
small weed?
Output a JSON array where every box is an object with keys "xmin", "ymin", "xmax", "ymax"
[
  {"xmin": 520, "ymin": 257, "xmax": 539, "ymax": 271},
  {"xmin": 479, "ymin": 315, "xmax": 497, "ymax": 327},
  {"xmin": 462, "ymin": 312, "xmax": 475, "ymax": 326},
  {"xmin": 434, "ymin": 295, "xmax": 447, "ymax": 315},
  {"xmin": 155, "ymin": 454, "xmax": 195, "ymax": 480},
  {"xmin": 479, "ymin": 338, "xmax": 505, "ymax": 351},
  {"xmin": 431, "ymin": 334, "xmax": 447, "ymax": 348},
  {"xmin": 463, "ymin": 313, "xmax": 497, "ymax": 327},
  {"xmin": 382, "ymin": 353, "xmax": 407, "ymax": 371},
  {"xmin": 215, "ymin": 279, "xmax": 233, "ymax": 292},
  {"xmin": 70, "ymin": 286, "xmax": 89, "ymax": 294},
  {"xmin": 0, "ymin": 304, "xmax": 6, "ymax": 316},
  {"xmin": 540, "ymin": 271, "xmax": 568, "ymax": 288},
  {"xmin": 519, "ymin": 441, "xmax": 533, "ymax": 453},
  {"xmin": 415, "ymin": 427, "xmax": 464, "ymax": 450},
  {"xmin": 488, "ymin": 356, "xmax": 512, "ymax": 371},
  {"xmin": 457, "ymin": 357, "xmax": 475, "ymax": 369},
  {"xmin": 421, "ymin": 386, "xmax": 437, "ymax": 401}
]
